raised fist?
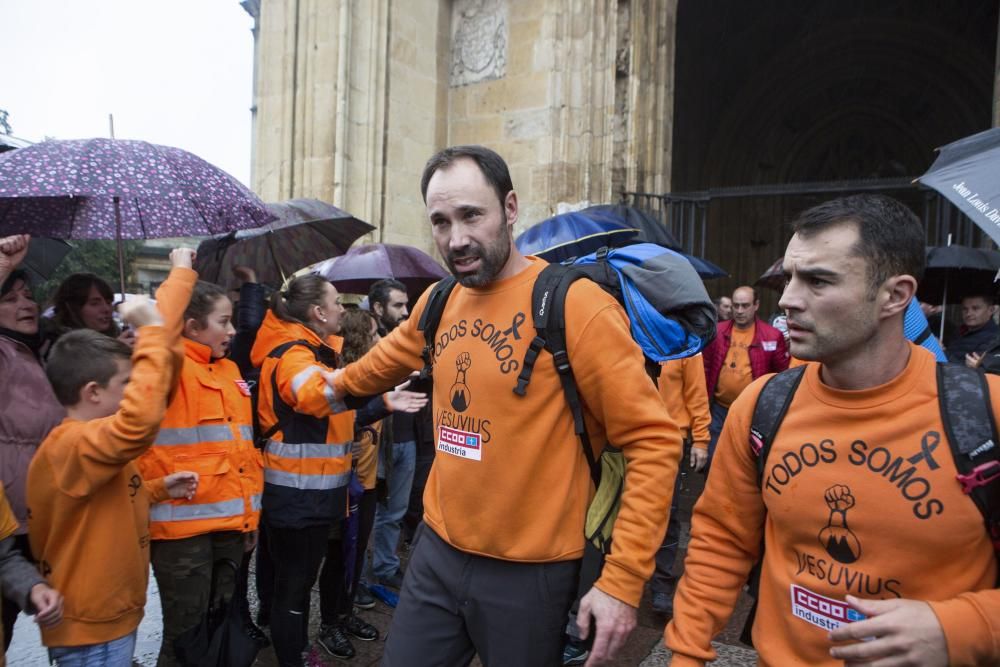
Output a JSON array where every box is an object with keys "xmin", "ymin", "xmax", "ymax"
[
  {"xmin": 456, "ymin": 352, "xmax": 472, "ymax": 372},
  {"xmin": 824, "ymin": 484, "xmax": 855, "ymax": 512},
  {"xmin": 169, "ymin": 247, "xmax": 196, "ymax": 269},
  {"xmin": 118, "ymin": 296, "xmax": 163, "ymax": 329},
  {"xmin": 819, "ymin": 484, "xmax": 861, "ymax": 564},
  {"xmin": 0, "ymin": 234, "xmax": 30, "ymax": 274},
  {"xmin": 232, "ymin": 265, "xmax": 257, "ymax": 284}
]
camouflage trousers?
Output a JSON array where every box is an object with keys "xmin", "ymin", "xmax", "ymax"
[{"xmin": 150, "ymin": 531, "xmax": 245, "ymax": 667}]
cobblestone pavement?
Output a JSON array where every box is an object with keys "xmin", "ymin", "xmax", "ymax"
[{"xmin": 9, "ymin": 468, "xmax": 758, "ymax": 666}]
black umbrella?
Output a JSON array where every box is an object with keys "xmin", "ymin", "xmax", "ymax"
[
  {"xmin": 22, "ymin": 237, "xmax": 72, "ymax": 284},
  {"xmin": 917, "ymin": 128, "xmax": 1000, "ymax": 246},
  {"xmin": 194, "ymin": 199, "xmax": 374, "ymax": 288},
  {"xmin": 919, "ymin": 244, "xmax": 1000, "ymax": 341},
  {"xmin": 583, "ymin": 204, "xmax": 681, "ymax": 249}
]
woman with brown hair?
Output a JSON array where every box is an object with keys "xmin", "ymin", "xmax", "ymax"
[
  {"xmin": 249, "ymin": 276, "xmax": 425, "ymax": 666},
  {"xmin": 48, "ymin": 272, "xmax": 135, "ymax": 346},
  {"xmin": 0, "ymin": 235, "xmax": 65, "ymax": 652},
  {"xmin": 316, "ymin": 308, "xmax": 383, "ymax": 659}
]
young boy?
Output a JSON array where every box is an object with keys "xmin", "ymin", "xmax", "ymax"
[{"xmin": 27, "ymin": 249, "xmax": 200, "ymax": 666}]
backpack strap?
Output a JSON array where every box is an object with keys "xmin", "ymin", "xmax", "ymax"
[
  {"xmin": 519, "ymin": 263, "xmax": 601, "ymax": 487},
  {"xmin": 740, "ymin": 364, "xmax": 806, "ymax": 648},
  {"xmin": 936, "ymin": 363, "xmax": 1000, "ymax": 551},
  {"xmin": 258, "ymin": 339, "xmax": 318, "ymax": 444},
  {"xmin": 749, "ymin": 365, "xmax": 807, "ymax": 487},
  {"xmin": 514, "ymin": 263, "xmax": 572, "ymax": 396},
  {"xmin": 416, "ymin": 277, "xmax": 458, "ymax": 381}
]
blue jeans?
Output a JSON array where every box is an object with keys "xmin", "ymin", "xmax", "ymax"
[
  {"xmin": 706, "ymin": 400, "xmax": 730, "ymax": 472},
  {"xmin": 49, "ymin": 631, "xmax": 137, "ymax": 666},
  {"xmin": 371, "ymin": 440, "xmax": 416, "ymax": 579}
]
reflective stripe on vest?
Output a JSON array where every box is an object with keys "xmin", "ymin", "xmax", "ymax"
[
  {"xmin": 264, "ymin": 468, "xmax": 351, "ymax": 490},
  {"xmin": 324, "ymin": 384, "xmax": 348, "ymax": 414},
  {"xmin": 238, "ymin": 425, "xmax": 254, "ymax": 441},
  {"xmin": 154, "ymin": 425, "xmax": 240, "ymax": 446},
  {"xmin": 149, "ymin": 497, "xmax": 245, "ymax": 523},
  {"xmin": 251, "ymin": 493, "xmax": 263, "ymax": 512},
  {"xmin": 264, "ymin": 440, "xmax": 351, "ymax": 459},
  {"xmin": 291, "ymin": 365, "xmax": 325, "ymax": 399}
]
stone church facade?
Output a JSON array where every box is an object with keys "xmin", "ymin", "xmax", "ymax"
[
  {"xmin": 242, "ymin": 0, "xmax": 675, "ymax": 255},
  {"xmin": 243, "ymin": 1, "xmax": 1000, "ymax": 296}
]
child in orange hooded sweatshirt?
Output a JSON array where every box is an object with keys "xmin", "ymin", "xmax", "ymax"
[{"xmin": 27, "ymin": 249, "xmax": 200, "ymax": 667}]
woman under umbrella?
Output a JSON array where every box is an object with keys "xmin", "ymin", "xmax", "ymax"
[{"xmin": 0, "ymin": 235, "xmax": 66, "ymax": 649}]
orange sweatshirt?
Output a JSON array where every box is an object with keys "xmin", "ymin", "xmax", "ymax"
[
  {"xmin": 665, "ymin": 345, "xmax": 1000, "ymax": 666},
  {"xmin": 336, "ymin": 258, "xmax": 682, "ymax": 606},
  {"xmin": 659, "ymin": 354, "xmax": 711, "ymax": 449},
  {"xmin": 27, "ymin": 268, "xmax": 193, "ymax": 648}
]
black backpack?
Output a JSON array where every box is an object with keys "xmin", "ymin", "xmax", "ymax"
[
  {"xmin": 740, "ymin": 362, "xmax": 1000, "ymax": 645},
  {"xmin": 417, "ymin": 254, "xmax": 714, "ymax": 640}
]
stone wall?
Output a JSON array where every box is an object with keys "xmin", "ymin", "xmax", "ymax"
[{"xmin": 247, "ymin": 0, "xmax": 677, "ymax": 255}]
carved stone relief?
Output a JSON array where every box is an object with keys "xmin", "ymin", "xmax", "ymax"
[{"xmin": 450, "ymin": 0, "xmax": 507, "ymax": 87}]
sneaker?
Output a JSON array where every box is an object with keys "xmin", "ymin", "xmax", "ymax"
[
  {"xmin": 318, "ymin": 623, "xmax": 355, "ymax": 660},
  {"xmin": 341, "ymin": 613, "xmax": 379, "ymax": 642},
  {"xmin": 354, "ymin": 584, "xmax": 375, "ymax": 610},
  {"xmin": 651, "ymin": 590, "xmax": 674, "ymax": 616},
  {"xmin": 376, "ymin": 569, "xmax": 405, "ymax": 590},
  {"xmin": 562, "ymin": 637, "xmax": 589, "ymax": 665},
  {"xmin": 245, "ymin": 620, "xmax": 271, "ymax": 648}
]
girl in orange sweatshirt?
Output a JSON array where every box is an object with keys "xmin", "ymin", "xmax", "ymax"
[{"xmin": 137, "ymin": 280, "xmax": 263, "ymax": 667}]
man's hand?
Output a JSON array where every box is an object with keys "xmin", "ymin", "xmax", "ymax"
[
  {"xmin": 576, "ymin": 586, "xmax": 637, "ymax": 666},
  {"xmin": 232, "ymin": 265, "xmax": 257, "ymax": 284},
  {"xmin": 0, "ymin": 234, "xmax": 30, "ymax": 275},
  {"xmin": 164, "ymin": 471, "xmax": 199, "ymax": 500},
  {"xmin": 29, "ymin": 583, "xmax": 63, "ymax": 627},
  {"xmin": 118, "ymin": 296, "xmax": 163, "ymax": 329},
  {"xmin": 689, "ymin": 446, "xmax": 708, "ymax": 472},
  {"xmin": 965, "ymin": 351, "xmax": 983, "ymax": 369},
  {"xmin": 244, "ymin": 530, "xmax": 258, "ymax": 553},
  {"xmin": 320, "ymin": 368, "xmax": 346, "ymax": 400},
  {"xmin": 170, "ymin": 247, "xmax": 196, "ymax": 269},
  {"xmin": 828, "ymin": 596, "xmax": 947, "ymax": 667},
  {"xmin": 386, "ymin": 380, "xmax": 429, "ymax": 413}
]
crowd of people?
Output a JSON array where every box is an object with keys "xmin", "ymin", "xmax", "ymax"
[{"xmin": 0, "ymin": 144, "xmax": 997, "ymax": 667}]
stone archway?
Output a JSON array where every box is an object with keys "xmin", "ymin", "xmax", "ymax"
[{"xmin": 670, "ymin": 0, "xmax": 999, "ymax": 304}]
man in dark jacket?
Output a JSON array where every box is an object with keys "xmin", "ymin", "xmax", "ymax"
[
  {"xmin": 702, "ymin": 286, "xmax": 789, "ymax": 468},
  {"xmin": 945, "ymin": 294, "xmax": 998, "ymax": 365}
]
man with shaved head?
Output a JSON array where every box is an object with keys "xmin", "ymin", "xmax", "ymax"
[{"xmin": 701, "ymin": 285, "xmax": 789, "ymax": 469}]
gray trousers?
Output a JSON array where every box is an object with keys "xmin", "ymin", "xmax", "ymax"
[{"xmin": 383, "ymin": 524, "xmax": 580, "ymax": 667}]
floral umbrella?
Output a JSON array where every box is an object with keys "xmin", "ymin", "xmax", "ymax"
[{"xmin": 0, "ymin": 138, "xmax": 275, "ymax": 292}]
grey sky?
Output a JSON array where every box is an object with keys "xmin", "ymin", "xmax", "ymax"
[{"xmin": 1, "ymin": 0, "xmax": 254, "ymax": 186}]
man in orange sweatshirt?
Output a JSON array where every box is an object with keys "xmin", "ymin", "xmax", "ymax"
[
  {"xmin": 328, "ymin": 145, "xmax": 682, "ymax": 667},
  {"xmin": 27, "ymin": 250, "xmax": 200, "ymax": 666},
  {"xmin": 666, "ymin": 194, "xmax": 1000, "ymax": 665}
]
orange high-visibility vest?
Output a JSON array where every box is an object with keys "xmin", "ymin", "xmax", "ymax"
[
  {"xmin": 253, "ymin": 312, "xmax": 354, "ymax": 529},
  {"xmin": 137, "ymin": 339, "xmax": 263, "ymax": 540}
]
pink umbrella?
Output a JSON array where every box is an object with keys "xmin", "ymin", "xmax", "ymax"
[{"xmin": 311, "ymin": 243, "xmax": 449, "ymax": 296}]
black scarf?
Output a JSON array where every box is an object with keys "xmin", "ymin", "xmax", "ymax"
[{"xmin": 0, "ymin": 327, "xmax": 44, "ymax": 359}]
